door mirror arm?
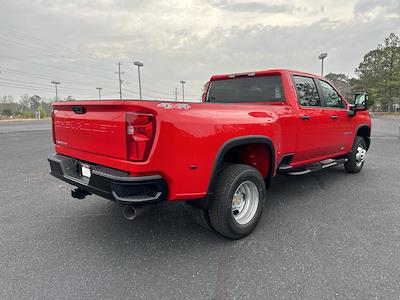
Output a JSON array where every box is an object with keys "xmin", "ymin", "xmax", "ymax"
[{"xmin": 348, "ymin": 105, "xmax": 356, "ymax": 117}]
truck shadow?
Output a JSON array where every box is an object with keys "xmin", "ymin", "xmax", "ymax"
[
  {"xmin": 63, "ymin": 165, "xmax": 351, "ymax": 250},
  {"xmin": 45, "ymin": 165, "xmax": 365, "ymax": 298}
]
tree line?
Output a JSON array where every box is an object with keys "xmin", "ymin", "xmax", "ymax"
[
  {"xmin": 326, "ymin": 33, "xmax": 400, "ymax": 112},
  {"xmin": 0, "ymin": 94, "xmax": 53, "ymax": 119},
  {"xmin": 0, "ymin": 94, "xmax": 77, "ymax": 119}
]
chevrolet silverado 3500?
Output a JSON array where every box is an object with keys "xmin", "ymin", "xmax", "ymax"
[{"xmin": 48, "ymin": 69, "xmax": 371, "ymax": 239}]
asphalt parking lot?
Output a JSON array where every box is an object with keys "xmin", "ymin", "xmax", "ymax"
[{"xmin": 0, "ymin": 117, "xmax": 399, "ymax": 299}]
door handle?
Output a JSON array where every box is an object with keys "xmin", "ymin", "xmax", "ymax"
[
  {"xmin": 300, "ymin": 115, "xmax": 311, "ymax": 120},
  {"xmin": 331, "ymin": 115, "xmax": 339, "ymax": 120}
]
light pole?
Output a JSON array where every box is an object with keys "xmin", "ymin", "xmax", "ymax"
[
  {"xmin": 180, "ymin": 80, "xmax": 186, "ymax": 102},
  {"xmin": 51, "ymin": 81, "xmax": 61, "ymax": 101},
  {"xmin": 96, "ymin": 87, "xmax": 102, "ymax": 100},
  {"xmin": 318, "ymin": 53, "xmax": 327, "ymax": 77},
  {"xmin": 133, "ymin": 61, "xmax": 144, "ymax": 100}
]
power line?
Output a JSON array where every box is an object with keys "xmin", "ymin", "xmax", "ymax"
[
  {"xmin": 0, "ymin": 32, "xmax": 116, "ymax": 75},
  {"xmin": 124, "ymin": 67, "xmax": 199, "ymax": 97},
  {"xmin": 0, "ymin": 66, "xmax": 119, "ymax": 92},
  {"xmin": 0, "ymin": 78, "xmax": 112, "ymax": 93},
  {"xmin": 0, "ymin": 82, "xmax": 85, "ymax": 95},
  {"xmin": 0, "ymin": 81, "xmax": 74, "ymax": 93},
  {"xmin": 1, "ymin": 27, "xmax": 117, "ymax": 69},
  {"xmin": 0, "ymin": 52, "xmax": 117, "ymax": 82},
  {"xmin": 0, "ymin": 28, "xmax": 202, "ymax": 100},
  {"xmin": 0, "ymin": 44, "xmax": 200, "ymax": 99},
  {"xmin": 1, "ymin": 65, "xmax": 194, "ymax": 98},
  {"xmin": 0, "ymin": 80, "xmax": 184, "ymax": 101},
  {"xmin": 0, "ymin": 82, "xmax": 57, "ymax": 93},
  {"xmin": 82, "ymin": 91, "xmax": 118, "ymax": 100},
  {"xmin": 1, "ymin": 65, "xmax": 200, "ymax": 99},
  {"xmin": 0, "ymin": 80, "xmax": 120, "ymax": 100}
]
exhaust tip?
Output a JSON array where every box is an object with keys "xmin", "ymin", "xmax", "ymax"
[{"xmin": 123, "ymin": 205, "xmax": 137, "ymax": 221}]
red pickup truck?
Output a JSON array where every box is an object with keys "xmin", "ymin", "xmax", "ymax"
[{"xmin": 48, "ymin": 69, "xmax": 371, "ymax": 239}]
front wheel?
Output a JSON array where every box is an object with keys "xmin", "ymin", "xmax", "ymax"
[
  {"xmin": 344, "ymin": 136, "xmax": 367, "ymax": 173},
  {"xmin": 209, "ymin": 164, "xmax": 266, "ymax": 239}
]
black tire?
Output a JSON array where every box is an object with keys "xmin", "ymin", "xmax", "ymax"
[
  {"xmin": 344, "ymin": 136, "xmax": 367, "ymax": 173},
  {"xmin": 191, "ymin": 207, "xmax": 214, "ymax": 231},
  {"xmin": 209, "ymin": 164, "xmax": 266, "ymax": 239}
]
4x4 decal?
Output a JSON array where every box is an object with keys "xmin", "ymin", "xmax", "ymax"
[{"xmin": 157, "ymin": 103, "xmax": 191, "ymax": 110}]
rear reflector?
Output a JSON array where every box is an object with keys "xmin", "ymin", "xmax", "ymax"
[{"xmin": 126, "ymin": 112, "xmax": 155, "ymax": 162}]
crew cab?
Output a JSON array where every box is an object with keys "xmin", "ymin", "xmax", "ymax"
[{"xmin": 48, "ymin": 69, "xmax": 371, "ymax": 239}]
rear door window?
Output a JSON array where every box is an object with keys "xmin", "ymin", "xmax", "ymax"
[
  {"xmin": 207, "ymin": 75, "xmax": 285, "ymax": 103},
  {"xmin": 293, "ymin": 76, "xmax": 321, "ymax": 107}
]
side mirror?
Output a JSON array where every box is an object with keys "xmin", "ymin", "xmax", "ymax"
[
  {"xmin": 354, "ymin": 93, "xmax": 368, "ymax": 111},
  {"xmin": 349, "ymin": 92, "xmax": 368, "ymax": 117}
]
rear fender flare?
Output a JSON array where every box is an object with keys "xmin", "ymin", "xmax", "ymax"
[{"xmin": 207, "ymin": 135, "xmax": 275, "ymax": 196}]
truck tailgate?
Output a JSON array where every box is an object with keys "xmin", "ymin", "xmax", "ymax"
[{"xmin": 52, "ymin": 101, "xmax": 127, "ymax": 160}]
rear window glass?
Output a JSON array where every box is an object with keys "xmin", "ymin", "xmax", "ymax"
[{"xmin": 207, "ymin": 75, "xmax": 285, "ymax": 103}]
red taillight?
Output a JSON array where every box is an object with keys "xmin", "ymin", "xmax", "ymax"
[
  {"xmin": 126, "ymin": 112, "xmax": 155, "ymax": 161},
  {"xmin": 51, "ymin": 110, "xmax": 56, "ymax": 144}
]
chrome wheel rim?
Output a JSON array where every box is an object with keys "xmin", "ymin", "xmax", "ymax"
[
  {"xmin": 355, "ymin": 144, "xmax": 367, "ymax": 167},
  {"xmin": 231, "ymin": 181, "xmax": 259, "ymax": 225}
]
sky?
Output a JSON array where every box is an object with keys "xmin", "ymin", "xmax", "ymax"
[{"xmin": 0, "ymin": 0, "xmax": 399, "ymax": 102}]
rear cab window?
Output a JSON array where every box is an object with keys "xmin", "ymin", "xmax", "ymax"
[
  {"xmin": 206, "ymin": 75, "xmax": 285, "ymax": 103},
  {"xmin": 293, "ymin": 75, "xmax": 321, "ymax": 107}
]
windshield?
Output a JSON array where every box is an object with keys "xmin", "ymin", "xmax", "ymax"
[{"xmin": 207, "ymin": 75, "xmax": 285, "ymax": 103}]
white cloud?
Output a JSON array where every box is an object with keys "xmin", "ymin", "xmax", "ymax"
[{"xmin": 0, "ymin": 0, "xmax": 399, "ymax": 101}]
